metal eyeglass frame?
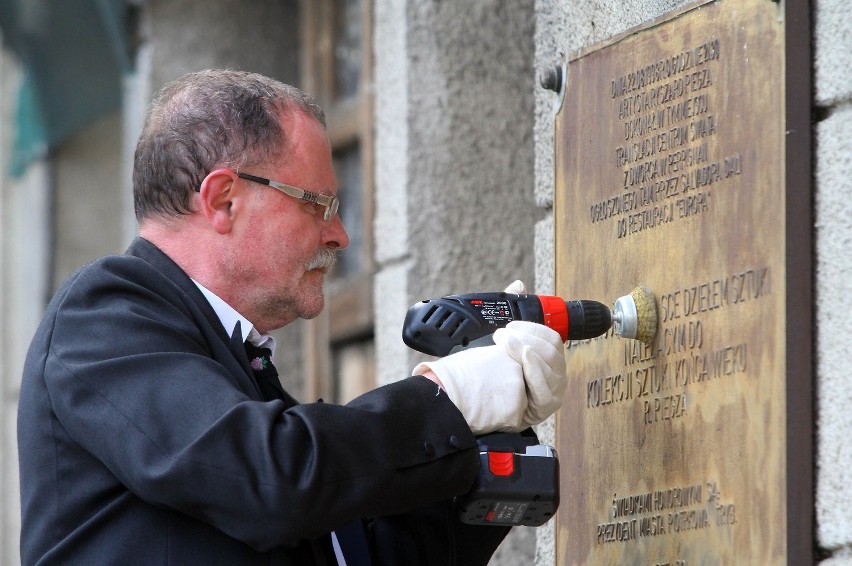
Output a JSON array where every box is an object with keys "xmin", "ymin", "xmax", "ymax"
[{"xmin": 236, "ymin": 172, "xmax": 339, "ymax": 222}]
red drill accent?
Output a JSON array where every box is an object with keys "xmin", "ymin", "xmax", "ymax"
[
  {"xmin": 488, "ymin": 452, "xmax": 515, "ymax": 476},
  {"xmin": 537, "ymin": 295, "xmax": 569, "ymax": 342}
]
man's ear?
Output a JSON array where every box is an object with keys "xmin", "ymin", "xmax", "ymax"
[{"xmin": 197, "ymin": 169, "xmax": 240, "ymax": 234}]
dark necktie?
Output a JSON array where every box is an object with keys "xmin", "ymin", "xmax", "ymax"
[
  {"xmin": 243, "ymin": 341, "xmax": 286, "ymax": 401},
  {"xmin": 334, "ymin": 520, "xmax": 372, "ymax": 566}
]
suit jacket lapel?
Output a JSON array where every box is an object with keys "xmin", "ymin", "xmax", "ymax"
[
  {"xmin": 125, "ymin": 237, "xmax": 265, "ymax": 400},
  {"xmin": 125, "ymin": 238, "xmax": 226, "ymax": 338}
]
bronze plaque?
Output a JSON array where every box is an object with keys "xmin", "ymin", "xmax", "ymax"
[{"xmin": 553, "ymin": 1, "xmax": 811, "ymax": 564}]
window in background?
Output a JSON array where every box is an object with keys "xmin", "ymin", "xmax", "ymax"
[{"xmin": 301, "ymin": 0, "xmax": 374, "ymax": 403}]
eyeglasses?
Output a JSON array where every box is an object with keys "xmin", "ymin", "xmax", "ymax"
[{"xmin": 236, "ymin": 172, "xmax": 340, "ymax": 222}]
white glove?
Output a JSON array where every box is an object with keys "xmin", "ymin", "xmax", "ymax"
[
  {"xmin": 494, "ymin": 321, "xmax": 567, "ymax": 426},
  {"xmin": 503, "ymin": 279, "xmax": 528, "ymax": 294},
  {"xmin": 414, "ymin": 345, "xmax": 526, "ymax": 435},
  {"xmin": 497, "ymin": 281, "xmax": 566, "ymax": 424},
  {"xmin": 413, "ymin": 321, "xmax": 567, "ymax": 435}
]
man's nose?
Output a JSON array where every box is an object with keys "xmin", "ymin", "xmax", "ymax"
[{"xmin": 323, "ymin": 214, "xmax": 350, "ymax": 250}]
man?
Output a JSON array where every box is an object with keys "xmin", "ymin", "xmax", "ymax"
[{"xmin": 18, "ymin": 69, "xmax": 566, "ymax": 565}]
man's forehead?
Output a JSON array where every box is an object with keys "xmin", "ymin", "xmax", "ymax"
[
  {"xmin": 275, "ymin": 109, "xmax": 329, "ymax": 156},
  {"xmin": 279, "ymin": 107, "xmax": 327, "ymax": 135},
  {"xmin": 271, "ymin": 109, "xmax": 337, "ymax": 192}
]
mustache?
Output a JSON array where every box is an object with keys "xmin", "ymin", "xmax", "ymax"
[{"xmin": 306, "ymin": 247, "xmax": 338, "ymax": 272}]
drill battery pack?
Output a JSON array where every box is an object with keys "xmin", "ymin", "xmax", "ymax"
[{"xmin": 456, "ymin": 432, "xmax": 559, "ymax": 527}]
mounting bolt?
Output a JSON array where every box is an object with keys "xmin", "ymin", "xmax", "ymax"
[{"xmin": 539, "ymin": 65, "xmax": 563, "ymax": 93}]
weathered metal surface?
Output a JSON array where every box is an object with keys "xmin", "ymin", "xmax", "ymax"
[{"xmin": 553, "ymin": 1, "xmax": 800, "ymax": 563}]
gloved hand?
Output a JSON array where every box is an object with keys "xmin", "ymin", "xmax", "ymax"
[
  {"xmin": 494, "ymin": 321, "xmax": 567, "ymax": 426},
  {"xmin": 413, "ymin": 320, "xmax": 567, "ymax": 435},
  {"xmin": 503, "ymin": 279, "xmax": 528, "ymax": 295},
  {"xmin": 496, "ymin": 280, "xmax": 567, "ymax": 426}
]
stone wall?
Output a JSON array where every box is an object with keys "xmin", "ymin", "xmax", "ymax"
[{"xmin": 814, "ymin": 0, "xmax": 852, "ymax": 562}]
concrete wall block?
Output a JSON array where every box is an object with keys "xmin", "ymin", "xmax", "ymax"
[
  {"xmin": 814, "ymin": 0, "xmax": 852, "ymax": 106},
  {"xmin": 53, "ymin": 112, "xmax": 125, "ymax": 285},
  {"xmin": 122, "ymin": 46, "xmax": 154, "ymax": 244},
  {"xmin": 405, "ymin": 0, "xmax": 539, "ymax": 302},
  {"xmin": 374, "ymin": 0, "xmax": 411, "ymax": 264},
  {"xmin": 822, "ymin": 546, "xmax": 852, "ymax": 566},
  {"xmin": 374, "ymin": 259, "xmax": 415, "ymax": 385},
  {"xmin": 146, "ymin": 0, "xmax": 300, "ymax": 91},
  {"xmin": 491, "ymin": 526, "xmax": 536, "ymax": 563},
  {"xmin": 534, "ymin": 215, "xmax": 555, "ymax": 295},
  {"xmin": 2, "ymin": 408, "xmax": 20, "ymax": 566},
  {"xmin": 0, "ymin": 159, "xmax": 50, "ymax": 566},
  {"xmin": 816, "ymin": 102, "xmax": 852, "ymax": 550},
  {"xmin": 1, "ymin": 49, "xmax": 26, "ymax": 566}
]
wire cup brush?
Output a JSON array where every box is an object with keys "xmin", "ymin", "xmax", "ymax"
[{"xmin": 612, "ymin": 284, "xmax": 658, "ymax": 346}]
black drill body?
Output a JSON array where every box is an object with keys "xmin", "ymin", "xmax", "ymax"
[{"xmin": 402, "ymin": 291, "xmax": 612, "ymax": 356}]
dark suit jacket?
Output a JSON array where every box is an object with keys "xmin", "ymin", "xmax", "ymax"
[{"xmin": 18, "ymin": 238, "xmax": 508, "ymax": 565}]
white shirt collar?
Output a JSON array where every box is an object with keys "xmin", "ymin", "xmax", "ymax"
[{"xmin": 192, "ymin": 280, "xmax": 276, "ymax": 353}]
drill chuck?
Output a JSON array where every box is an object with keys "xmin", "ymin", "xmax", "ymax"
[{"xmin": 565, "ymin": 300, "xmax": 612, "ymax": 341}]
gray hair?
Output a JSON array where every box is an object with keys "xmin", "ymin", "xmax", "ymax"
[{"xmin": 133, "ymin": 69, "xmax": 326, "ymax": 221}]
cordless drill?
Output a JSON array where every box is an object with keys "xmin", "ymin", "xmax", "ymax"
[
  {"xmin": 402, "ymin": 291, "xmax": 613, "ymax": 356},
  {"xmin": 402, "ymin": 291, "xmax": 613, "ymax": 527}
]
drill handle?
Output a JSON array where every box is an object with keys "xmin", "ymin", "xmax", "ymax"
[{"xmin": 449, "ymin": 334, "xmax": 495, "ymax": 354}]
